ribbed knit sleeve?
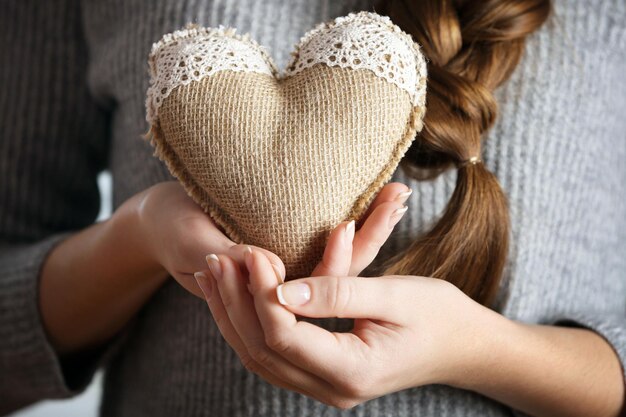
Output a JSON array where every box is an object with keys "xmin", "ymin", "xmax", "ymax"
[
  {"xmin": 0, "ymin": 0, "xmax": 112, "ymax": 413},
  {"xmin": 0, "ymin": 236, "xmax": 83, "ymax": 413}
]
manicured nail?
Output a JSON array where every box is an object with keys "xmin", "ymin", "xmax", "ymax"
[
  {"xmin": 394, "ymin": 188, "xmax": 413, "ymax": 203},
  {"xmin": 388, "ymin": 205, "xmax": 408, "ymax": 228},
  {"xmin": 206, "ymin": 254, "xmax": 222, "ymax": 280},
  {"xmin": 194, "ymin": 271, "xmax": 212, "ymax": 299},
  {"xmin": 243, "ymin": 246, "xmax": 254, "ymax": 270},
  {"xmin": 343, "ymin": 220, "xmax": 355, "ymax": 247},
  {"xmin": 276, "ymin": 282, "xmax": 311, "ymax": 306}
]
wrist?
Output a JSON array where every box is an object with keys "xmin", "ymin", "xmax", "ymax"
[
  {"xmin": 439, "ymin": 299, "xmax": 519, "ymax": 391},
  {"xmin": 39, "ymin": 198, "xmax": 169, "ymax": 354},
  {"xmin": 109, "ymin": 195, "xmax": 166, "ymax": 281},
  {"xmin": 439, "ymin": 307, "xmax": 625, "ymax": 417}
]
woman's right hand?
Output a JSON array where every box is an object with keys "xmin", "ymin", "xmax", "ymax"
[
  {"xmin": 131, "ymin": 181, "xmax": 286, "ymax": 298},
  {"xmin": 130, "ymin": 180, "xmax": 408, "ymax": 299}
]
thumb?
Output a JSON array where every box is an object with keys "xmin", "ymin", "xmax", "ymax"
[{"xmin": 275, "ymin": 276, "xmax": 406, "ymax": 323}]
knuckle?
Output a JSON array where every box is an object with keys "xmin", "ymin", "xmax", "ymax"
[
  {"xmin": 239, "ymin": 354, "xmax": 259, "ymax": 374},
  {"xmin": 220, "ymin": 291, "xmax": 235, "ymax": 310},
  {"xmin": 338, "ymin": 379, "xmax": 372, "ymax": 399},
  {"xmin": 332, "ymin": 367, "xmax": 374, "ymax": 399},
  {"xmin": 329, "ymin": 397, "xmax": 361, "ymax": 410},
  {"xmin": 365, "ymin": 235, "xmax": 385, "ymax": 253},
  {"xmin": 385, "ymin": 279, "xmax": 407, "ymax": 303},
  {"xmin": 264, "ymin": 330, "xmax": 291, "ymax": 355},
  {"xmin": 327, "ymin": 277, "xmax": 354, "ymax": 317},
  {"xmin": 213, "ymin": 313, "xmax": 230, "ymax": 331},
  {"xmin": 439, "ymin": 278, "xmax": 461, "ymax": 295},
  {"xmin": 247, "ymin": 344, "xmax": 273, "ymax": 368}
]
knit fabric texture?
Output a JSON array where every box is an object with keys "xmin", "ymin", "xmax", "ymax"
[{"xmin": 0, "ymin": 0, "xmax": 625, "ymax": 416}]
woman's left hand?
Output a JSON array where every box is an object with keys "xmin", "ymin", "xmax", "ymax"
[{"xmin": 194, "ymin": 183, "xmax": 494, "ymax": 409}]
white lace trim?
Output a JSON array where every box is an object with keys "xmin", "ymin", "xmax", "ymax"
[
  {"xmin": 146, "ymin": 12, "xmax": 427, "ymax": 125},
  {"xmin": 285, "ymin": 12, "xmax": 427, "ymax": 107},
  {"xmin": 146, "ymin": 25, "xmax": 277, "ymax": 124}
]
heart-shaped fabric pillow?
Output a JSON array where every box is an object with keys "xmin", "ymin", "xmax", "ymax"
[{"xmin": 145, "ymin": 12, "xmax": 427, "ymax": 278}]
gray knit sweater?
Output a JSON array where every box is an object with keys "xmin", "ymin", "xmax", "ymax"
[{"xmin": 1, "ymin": 0, "xmax": 625, "ymax": 416}]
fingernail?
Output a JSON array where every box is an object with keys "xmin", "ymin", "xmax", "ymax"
[
  {"xmin": 394, "ymin": 188, "xmax": 413, "ymax": 204},
  {"xmin": 206, "ymin": 254, "xmax": 222, "ymax": 280},
  {"xmin": 388, "ymin": 205, "xmax": 408, "ymax": 228},
  {"xmin": 276, "ymin": 282, "xmax": 311, "ymax": 306},
  {"xmin": 194, "ymin": 271, "xmax": 212, "ymax": 299},
  {"xmin": 271, "ymin": 263, "xmax": 285, "ymax": 283},
  {"xmin": 342, "ymin": 220, "xmax": 355, "ymax": 247},
  {"xmin": 243, "ymin": 246, "xmax": 254, "ymax": 270}
]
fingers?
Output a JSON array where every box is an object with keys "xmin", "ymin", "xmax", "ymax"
[
  {"xmin": 357, "ymin": 182, "xmax": 411, "ymax": 228},
  {"xmin": 194, "ymin": 270, "xmax": 255, "ymax": 365},
  {"xmin": 186, "ymin": 243, "xmax": 285, "ymax": 300},
  {"xmin": 310, "ymin": 220, "xmax": 355, "ymax": 277},
  {"xmin": 246, "ymin": 248, "xmax": 367, "ymax": 383},
  {"xmin": 194, "ymin": 269, "xmax": 317, "ymax": 398},
  {"xmin": 349, "ymin": 199, "xmax": 408, "ymax": 276},
  {"xmin": 203, "ymin": 253, "xmax": 333, "ymax": 395},
  {"xmin": 275, "ymin": 275, "xmax": 408, "ymax": 324},
  {"xmin": 311, "ymin": 184, "xmax": 411, "ymax": 278},
  {"xmin": 224, "ymin": 244, "xmax": 286, "ymax": 283}
]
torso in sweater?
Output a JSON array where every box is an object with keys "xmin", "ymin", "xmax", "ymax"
[{"xmin": 2, "ymin": 0, "xmax": 624, "ymax": 415}]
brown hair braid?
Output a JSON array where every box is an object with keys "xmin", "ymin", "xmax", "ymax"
[{"xmin": 374, "ymin": 0, "xmax": 552, "ymax": 305}]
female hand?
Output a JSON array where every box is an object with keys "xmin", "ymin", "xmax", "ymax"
[
  {"xmin": 133, "ymin": 181, "xmax": 287, "ymax": 298},
  {"xmin": 198, "ymin": 250, "xmax": 488, "ymax": 408},
  {"xmin": 308, "ymin": 181, "xmax": 412, "ymax": 278},
  {"xmin": 134, "ymin": 180, "xmax": 409, "ymax": 298},
  {"xmin": 193, "ymin": 182, "xmax": 436, "ymax": 407},
  {"xmin": 244, "ymin": 259, "xmax": 488, "ymax": 408}
]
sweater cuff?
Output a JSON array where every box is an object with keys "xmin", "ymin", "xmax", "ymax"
[
  {"xmin": 548, "ymin": 311, "xmax": 626, "ymax": 385},
  {"xmin": 0, "ymin": 233, "xmax": 128, "ymax": 414}
]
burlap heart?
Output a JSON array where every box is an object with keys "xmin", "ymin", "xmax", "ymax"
[{"xmin": 145, "ymin": 12, "xmax": 427, "ymax": 278}]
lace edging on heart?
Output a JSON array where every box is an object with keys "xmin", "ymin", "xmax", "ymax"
[
  {"xmin": 285, "ymin": 12, "xmax": 427, "ymax": 108},
  {"xmin": 145, "ymin": 24, "xmax": 278, "ymax": 125},
  {"xmin": 146, "ymin": 12, "xmax": 428, "ymax": 126}
]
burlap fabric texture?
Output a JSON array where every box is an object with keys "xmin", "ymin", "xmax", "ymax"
[{"xmin": 146, "ymin": 12, "xmax": 427, "ymax": 278}]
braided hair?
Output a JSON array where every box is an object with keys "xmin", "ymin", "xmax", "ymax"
[{"xmin": 376, "ymin": 0, "xmax": 552, "ymax": 305}]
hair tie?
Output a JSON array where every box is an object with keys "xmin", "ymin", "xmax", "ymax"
[{"xmin": 456, "ymin": 156, "xmax": 482, "ymax": 168}]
